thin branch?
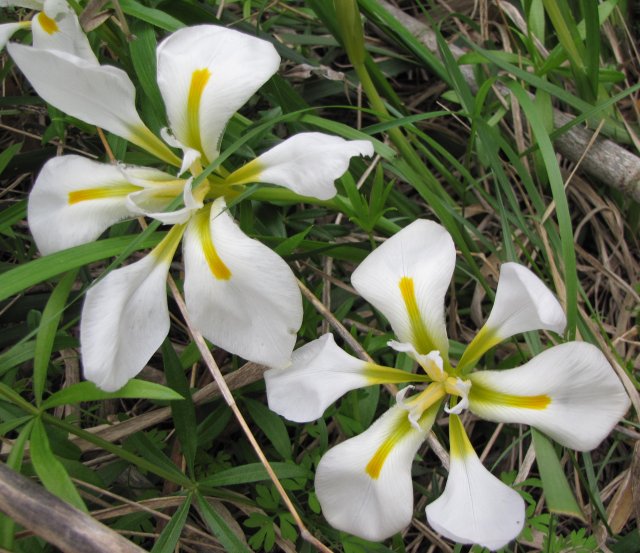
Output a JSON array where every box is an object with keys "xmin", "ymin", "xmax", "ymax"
[{"xmin": 0, "ymin": 462, "xmax": 146, "ymax": 553}]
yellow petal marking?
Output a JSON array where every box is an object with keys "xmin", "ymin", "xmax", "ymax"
[
  {"xmin": 365, "ymin": 414, "xmax": 413, "ymax": 480},
  {"xmin": 449, "ymin": 414, "xmax": 474, "ymax": 459},
  {"xmin": 469, "ymin": 381, "xmax": 551, "ymax": 410},
  {"xmin": 68, "ymin": 185, "xmax": 140, "ymax": 205},
  {"xmin": 37, "ymin": 12, "xmax": 59, "ymax": 35},
  {"xmin": 151, "ymin": 223, "xmax": 186, "ymax": 264},
  {"xmin": 457, "ymin": 325, "xmax": 502, "ymax": 374},
  {"xmin": 187, "ymin": 68, "xmax": 211, "ymax": 158},
  {"xmin": 365, "ymin": 402, "xmax": 439, "ymax": 480},
  {"xmin": 224, "ymin": 159, "xmax": 264, "ymax": 186},
  {"xmin": 362, "ymin": 363, "xmax": 431, "ymax": 385},
  {"xmin": 194, "ymin": 207, "xmax": 231, "ymax": 280},
  {"xmin": 399, "ymin": 276, "xmax": 437, "ymax": 355}
]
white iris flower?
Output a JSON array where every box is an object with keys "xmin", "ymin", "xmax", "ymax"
[
  {"xmin": 0, "ymin": 0, "xmax": 96, "ymax": 59},
  {"xmin": 7, "ymin": 22, "xmax": 373, "ymax": 391},
  {"xmin": 265, "ymin": 220, "xmax": 630, "ymax": 549}
]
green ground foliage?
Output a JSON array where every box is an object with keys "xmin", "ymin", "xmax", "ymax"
[{"xmin": 0, "ymin": 0, "xmax": 638, "ymax": 551}]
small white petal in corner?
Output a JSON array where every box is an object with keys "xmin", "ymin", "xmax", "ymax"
[
  {"xmin": 485, "ymin": 262, "xmax": 567, "ymax": 339},
  {"xmin": 32, "ymin": 0, "xmax": 98, "ymax": 63},
  {"xmin": 426, "ymin": 416, "xmax": 525, "ymax": 550},
  {"xmin": 265, "ymin": 334, "xmax": 370, "ymax": 423},
  {"xmin": 81, "ymin": 254, "xmax": 171, "ymax": 392},
  {"xmin": 316, "ymin": 404, "xmax": 436, "ymax": 542}
]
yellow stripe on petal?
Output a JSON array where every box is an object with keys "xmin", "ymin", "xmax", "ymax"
[
  {"xmin": 194, "ymin": 207, "xmax": 231, "ymax": 280},
  {"xmin": 399, "ymin": 276, "xmax": 436, "ymax": 355},
  {"xmin": 187, "ymin": 68, "xmax": 211, "ymax": 158},
  {"xmin": 469, "ymin": 382, "xmax": 551, "ymax": 410},
  {"xmin": 449, "ymin": 414, "xmax": 475, "ymax": 459},
  {"xmin": 68, "ymin": 185, "xmax": 140, "ymax": 205},
  {"xmin": 362, "ymin": 363, "xmax": 431, "ymax": 385},
  {"xmin": 224, "ymin": 158, "xmax": 264, "ymax": 186},
  {"xmin": 366, "ymin": 415, "xmax": 413, "ymax": 479},
  {"xmin": 457, "ymin": 325, "xmax": 502, "ymax": 374},
  {"xmin": 37, "ymin": 12, "xmax": 59, "ymax": 35},
  {"xmin": 151, "ymin": 223, "xmax": 186, "ymax": 264}
]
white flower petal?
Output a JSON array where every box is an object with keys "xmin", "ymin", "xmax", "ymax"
[
  {"xmin": 31, "ymin": 0, "xmax": 97, "ymax": 63},
  {"xmin": 0, "ymin": 21, "xmax": 30, "ymax": 51},
  {"xmin": 160, "ymin": 127, "xmax": 201, "ymax": 176},
  {"xmin": 316, "ymin": 403, "xmax": 437, "ymax": 542},
  {"xmin": 468, "ymin": 342, "xmax": 630, "ymax": 450},
  {"xmin": 126, "ymin": 178, "xmax": 201, "ymax": 225},
  {"xmin": 265, "ymin": 334, "xmax": 370, "ymax": 423},
  {"xmin": 388, "ymin": 340, "xmax": 445, "ymax": 380},
  {"xmin": 351, "ymin": 220, "xmax": 455, "ymax": 357},
  {"xmin": 7, "ymin": 43, "xmax": 178, "ymax": 164},
  {"xmin": 461, "ymin": 263, "xmax": 567, "ymax": 370},
  {"xmin": 426, "ymin": 415, "xmax": 525, "ymax": 550},
  {"xmin": 183, "ymin": 197, "xmax": 302, "ymax": 368},
  {"xmin": 81, "ymin": 240, "xmax": 179, "ymax": 392},
  {"xmin": 156, "ymin": 25, "xmax": 280, "ymax": 163},
  {"xmin": 0, "ymin": 1, "xmax": 43, "ymax": 8},
  {"xmin": 27, "ymin": 155, "xmax": 140, "ymax": 255},
  {"xmin": 226, "ymin": 133, "xmax": 374, "ymax": 200}
]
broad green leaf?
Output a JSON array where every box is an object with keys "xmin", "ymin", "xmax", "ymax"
[
  {"xmin": 0, "ymin": 142, "xmax": 21, "ymax": 175},
  {"xmin": 150, "ymin": 493, "xmax": 193, "ymax": 553},
  {"xmin": 33, "ymin": 269, "xmax": 78, "ymax": 405},
  {"xmin": 119, "ymin": 0, "xmax": 185, "ymax": 31},
  {"xmin": 129, "ymin": 20, "xmax": 166, "ymax": 133},
  {"xmin": 0, "ymin": 199, "xmax": 26, "ymax": 238},
  {"xmin": 0, "ymin": 232, "xmax": 164, "ymax": 302},
  {"xmin": 195, "ymin": 491, "xmax": 251, "ymax": 553},
  {"xmin": 532, "ymin": 429, "xmax": 584, "ymax": 520},
  {"xmin": 0, "ymin": 335, "xmax": 77, "ymax": 378},
  {"xmin": 199, "ymin": 462, "xmax": 310, "ymax": 488},
  {"xmin": 30, "ymin": 417, "xmax": 87, "ymax": 512},
  {"xmin": 41, "ymin": 379, "xmax": 183, "ymax": 410},
  {"xmin": 242, "ymin": 397, "xmax": 292, "ymax": 460}
]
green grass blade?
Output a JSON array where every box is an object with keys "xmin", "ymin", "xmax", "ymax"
[
  {"xmin": 506, "ymin": 81, "xmax": 578, "ymax": 338},
  {"xmin": 150, "ymin": 493, "xmax": 193, "ymax": 553},
  {"xmin": 30, "ymin": 417, "xmax": 87, "ymax": 512},
  {"xmin": 198, "ymin": 462, "xmax": 310, "ymax": 488},
  {"xmin": 532, "ymin": 429, "xmax": 584, "ymax": 520},
  {"xmin": 0, "ymin": 418, "xmax": 34, "ymax": 550},
  {"xmin": 41, "ymin": 379, "xmax": 184, "ymax": 410},
  {"xmin": 195, "ymin": 490, "xmax": 251, "ymax": 552},
  {"xmin": 33, "ymin": 269, "xmax": 78, "ymax": 406},
  {"xmin": 0, "ymin": 232, "xmax": 164, "ymax": 302},
  {"xmin": 242, "ymin": 398, "xmax": 292, "ymax": 461},
  {"xmin": 162, "ymin": 340, "xmax": 198, "ymax": 475}
]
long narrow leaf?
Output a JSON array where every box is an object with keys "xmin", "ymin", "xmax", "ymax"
[
  {"xmin": 33, "ymin": 269, "xmax": 78, "ymax": 405},
  {"xmin": 30, "ymin": 418, "xmax": 87, "ymax": 512}
]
